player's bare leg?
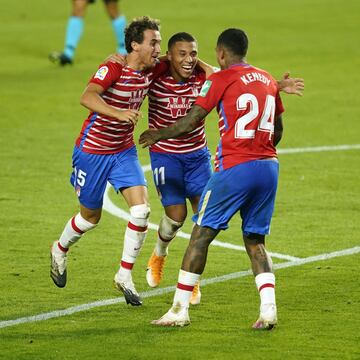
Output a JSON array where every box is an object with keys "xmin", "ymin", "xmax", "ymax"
[
  {"xmin": 151, "ymin": 225, "xmax": 218, "ymax": 326},
  {"xmin": 244, "ymin": 233, "xmax": 277, "ymax": 330},
  {"xmin": 105, "ymin": 0, "xmax": 119, "ymax": 19},
  {"xmin": 180, "ymin": 225, "xmax": 218, "ymax": 273},
  {"xmin": 50, "ymin": 205, "xmax": 99, "ymax": 287},
  {"xmin": 113, "ymin": 186, "xmax": 150, "ymax": 306}
]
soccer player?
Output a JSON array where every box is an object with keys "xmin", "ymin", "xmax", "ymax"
[
  {"xmin": 50, "ymin": 16, "xmax": 164, "ymax": 307},
  {"xmin": 49, "ymin": 0, "xmax": 127, "ymax": 66},
  {"xmin": 145, "ymin": 32, "xmax": 213, "ymax": 305},
  {"xmin": 139, "ymin": 28, "xmax": 287, "ymax": 327}
]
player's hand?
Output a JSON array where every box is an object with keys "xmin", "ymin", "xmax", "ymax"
[
  {"xmin": 139, "ymin": 129, "xmax": 161, "ymax": 148},
  {"xmin": 104, "ymin": 53, "xmax": 127, "ymax": 66},
  {"xmin": 116, "ymin": 109, "xmax": 141, "ymax": 125},
  {"xmin": 278, "ymin": 72, "xmax": 304, "ymax": 96}
]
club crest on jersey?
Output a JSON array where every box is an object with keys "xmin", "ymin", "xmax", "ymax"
[
  {"xmin": 167, "ymin": 97, "xmax": 192, "ymax": 118},
  {"xmin": 94, "ymin": 66, "xmax": 109, "ymax": 80},
  {"xmin": 199, "ymin": 80, "xmax": 212, "ymax": 97},
  {"xmin": 75, "ymin": 185, "xmax": 81, "ymax": 197}
]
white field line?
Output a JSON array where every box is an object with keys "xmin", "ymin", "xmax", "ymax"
[
  {"xmin": 1, "ymin": 246, "xmax": 359, "ymax": 330},
  {"xmin": 277, "ymin": 144, "xmax": 360, "ymax": 154}
]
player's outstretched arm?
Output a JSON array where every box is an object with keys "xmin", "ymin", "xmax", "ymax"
[
  {"xmin": 80, "ymin": 83, "xmax": 140, "ymax": 125},
  {"xmin": 139, "ymin": 105, "xmax": 208, "ymax": 148},
  {"xmin": 277, "ymin": 72, "xmax": 304, "ymax": 96}
]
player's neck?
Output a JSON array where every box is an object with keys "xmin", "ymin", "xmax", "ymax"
[
  {"xmin": 126, "ymin": 53, "xmax": 146, "ymax": 71},
  {"xmin": 170, "ymin": 70, "xmax": 187, "ymax": 83},
  {"xmin": 226, "ymin": 57, "xmax": 247, "ymax": 69}
]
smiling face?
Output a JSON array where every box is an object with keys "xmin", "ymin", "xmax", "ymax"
[
  {"xmin": 167, "ymin": 40, "xmax": 198, "ymax": 82},
  {"xmin": 132, "ymin": 29, "xmax": 162, "ymax": 70}
]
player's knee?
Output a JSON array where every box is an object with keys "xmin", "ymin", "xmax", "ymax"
[
  {"xmin": 80, "ymin": 207, "xmax": 102, "ymax": 225},
  {"xmin": 243, "ymin": 232, "xmax": 265, "ymax": 245},
  {"xmin": 75, "ymin": 213, "xmax": 98, "ymax": 232},
  {"xmin": 130, "ymin": 204, "xmax": 151, "ymax": 225},
  {"xmin": 188, "ymin": 224, "xmax": 217, "ymax": 250},
  {"xmin": 159, "ymin": 214, "xmax": 184, "ymax": 240}
]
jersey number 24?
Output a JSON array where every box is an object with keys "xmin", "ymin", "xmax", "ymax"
[{"xmin": 235, "ymin": 94, "xmax": 275, "ymax": 139}]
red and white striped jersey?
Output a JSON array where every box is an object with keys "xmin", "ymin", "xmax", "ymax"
[
  {"xmin": 75, "ymin": 61, "xmax": 167, "ymax": 154},
  {"xmin": 148, "ymin": 69, "xmax": 207, "ymax": 154}
]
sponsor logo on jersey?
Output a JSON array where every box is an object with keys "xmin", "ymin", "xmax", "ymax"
[
  {"xmin": 94, "ymin": 66, "xmax": 109, "ymax": 80},
  {"xmin": 167, "ymin": 97, "xmax": 192, "ymax": 118},
  {"xmin": 199, "ymin": 80, "xmax": 212, "ymax": 97},
  {"xmin": 129, "ymin": 89, "xmax": 147, "ymax": 106}
]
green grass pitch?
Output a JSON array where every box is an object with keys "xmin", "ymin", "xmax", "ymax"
[{"xmin": 0, "ymin": 0, "xmax": 359, "ymax": 359}]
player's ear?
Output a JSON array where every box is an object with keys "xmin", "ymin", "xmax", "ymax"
[
  {"xmin": 131, "ymin": 41, "xmax": 140, "ymax": 52},
  {"xmin": 219, "ymin": 48, "xmax": 225, "ymax": 61},
  {"xmin": 166, "ymin": 50, "xmax": 171, "ymax": 61}
]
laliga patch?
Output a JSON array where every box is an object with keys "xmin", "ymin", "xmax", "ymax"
[
  {"xmin": 94, "ymin": 66, "xmax": 109, "ymax": 80},
  {"xmin": 199, "ymin": 80, "xmax": 212, "ymax": 97}
]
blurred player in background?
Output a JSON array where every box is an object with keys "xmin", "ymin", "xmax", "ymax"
[
  {"xmin": 140, "ymin": 28, "xmax": 297, "ymax": 328},
  {"xmin": 50, "ymin": 16, "xmax": 165, "ymax": 307},
  {"xmin": 49, "ymin": 0, "xmax": 127, "ymax": 66}
]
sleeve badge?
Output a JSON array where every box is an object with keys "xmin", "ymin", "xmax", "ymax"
[{"xmin": 94, "ymin": 66, "xmax": 109, "ymax": 80}]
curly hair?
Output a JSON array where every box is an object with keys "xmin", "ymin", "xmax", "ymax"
[{"xmin": 125, "ymin": 16, "xmax": 161, "ymax": 53}]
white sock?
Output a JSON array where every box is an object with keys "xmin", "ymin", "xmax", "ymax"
[
  {"xmin": 118, "ymin": 212, "xmax": 148, "ymax": 280},
  {"xmin": 155, "ymin": 215, "xmax": 183, "ymax": 256},
  {"xmin": 57, "ymin": 213, "xmax": 97, "ymax": 251},
  {"xmin": 172, "ymin": 270, "xmax": 200, "ymax": 309},
  {"xmin": 255, "ymin": 272, "xmax": 276, "ymax": 307}
]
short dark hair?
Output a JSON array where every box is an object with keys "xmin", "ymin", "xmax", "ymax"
[
  {"xmin": 167, "ymin": 32, "xmax": 196, "ymax": 50},
  {"xmin": 125, "ymin": 16, "xmax": 160, "ymax": 53},
  {"xmin": 217, "ymin": 28, "xmax": 248, "ymax": 58}
]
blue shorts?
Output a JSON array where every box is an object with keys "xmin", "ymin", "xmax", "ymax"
[
  {"xmin": 193, "ymin": 159, "xmax": 279, "ymax": 235},
  {"xmin": 150, "ymin": 147, "xmax": 212, "ymax": 207},
  {"xmin": 70, "ymin": 145, "xmax": 147, "ymax": 209}
]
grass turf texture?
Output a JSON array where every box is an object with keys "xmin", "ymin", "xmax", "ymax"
[{"xmin": 0, "ymin": 0, "xmax": 359, "ymax": 359}]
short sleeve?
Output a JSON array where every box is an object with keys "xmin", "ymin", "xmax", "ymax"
[
  {"xmin": 195, "ymin": 73, "xmax": 227, "ymax": 112},
  {"xmin": 89, "ymin": 61, "xmax": 123, "ymax": 90}
]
